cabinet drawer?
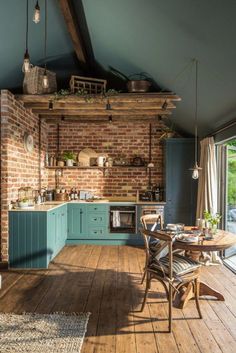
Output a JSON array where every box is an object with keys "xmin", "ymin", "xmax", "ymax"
[
  {"xmin": 87, "ymin": 213, "xmax": 108, "ymax": 225},
  {"xmin": 87, "ymin": 204, "xmax": 108, "ymax": 213},
  {"xmin": 88, "ymin": 227, "xmax": 107, "ymax": 236}
]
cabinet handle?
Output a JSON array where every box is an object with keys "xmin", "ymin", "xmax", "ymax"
[
  {"xmin": 94, "ymin": 231, "xmax": 97, "ymax": 234},
  {"xmin": 94, "ymin": 207, "xmax": 97, "ymax": 210},
  {"xmin": 94, "ymin": 218, "xmax": 97, "ymax": 221}
]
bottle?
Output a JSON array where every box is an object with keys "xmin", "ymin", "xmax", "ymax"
[
  {"xmin": 70, "ymin": 188, "xmax": 75, "ymax": 200},
  {"xmin": 74, "ymin": 188, "xmax": 78, "ymax": 200},
  {"xmin": 45, "ymin": 152, "xmax": 49, "ymax": 167},
  {"xmin": 49, "ymin": 155, "xmax": 54, "ymax": 167}
]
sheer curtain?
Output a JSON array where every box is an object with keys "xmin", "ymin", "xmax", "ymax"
[{"xmin": 196, "ymin": 137, "xmax": 221, "ymax": 265}]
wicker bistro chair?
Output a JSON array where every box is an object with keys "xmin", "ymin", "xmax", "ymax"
[
  {"xmin": 140, "ymin": 227, "xmax": 202, "ymax": 332},
  {"xmin": 140, "ymin": 214, "xmax": 164, "ymax": 284}
]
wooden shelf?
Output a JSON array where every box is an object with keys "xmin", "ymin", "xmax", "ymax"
[
  {"xmin": 15, "ymin": 92, "xmax": 181, "ymax": 122},
  {"xmin": 46, "ymin": 165, "xmax": 147, "ymax": 169}
]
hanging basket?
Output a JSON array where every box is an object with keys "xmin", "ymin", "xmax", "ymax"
[{"xmin": 23, "ymin": 66, "xmax": 57, "ymax": 94}]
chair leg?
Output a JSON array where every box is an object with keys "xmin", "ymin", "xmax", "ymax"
[
  {"xmin": 168, "ymin": 283, "xmax": 173, "ymax": 332},
  {"xmin": 194, "ymin": 278, "xmax": 202, "ymax": 319},
  {"xmin": 141, "ymin": 272, "xmax": 150, "ymax": 311},
  {"xmin": 141, "ymin": 269, "xmax": 146, "ymax": 284}
]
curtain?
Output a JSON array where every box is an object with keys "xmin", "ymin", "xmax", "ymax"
[
  {"xmin": 196, "ymin": 137, "xmax": 217, "ymax": 218},
  {"xmin": 196, "ymin": 137, "xmax": 221, "ymax": 265}
]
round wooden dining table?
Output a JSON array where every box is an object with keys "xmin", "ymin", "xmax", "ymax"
[{"xmin": 173, "ymin": 229, "xmax": 236, "ymax": 309}]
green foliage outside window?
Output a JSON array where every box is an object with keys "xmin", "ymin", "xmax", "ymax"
[{"xmin": 227, "ymin": 141, "xmax": 236, "ymax": 206}]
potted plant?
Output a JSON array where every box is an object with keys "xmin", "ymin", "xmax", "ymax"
[
  {"xmin": 109, "ymin": 66, "xmax": 152, "ymax": 93},
  {"xmin": 203, "ymin": 210, "xmax": 221, "ymax": 235},
  {"xmin": 18, "ymin": 198, "xmax": 29, "ymax": 208},
  {"xmin": 63, "ymin": 151, "xmax": 76, "ymax": 167}
]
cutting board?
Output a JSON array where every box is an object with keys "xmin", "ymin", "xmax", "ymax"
[{"xmin": 78, "ymin": 148, "xmax": 98, "ymax": 166}]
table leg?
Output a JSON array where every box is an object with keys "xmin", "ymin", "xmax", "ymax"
[
  {"xmin": 173, "ymin": 281, "xmax": 225, "ymax": 309},
  {"xmin": 199, "ymin": 281, "xmax": 225, "ymax": 301}
]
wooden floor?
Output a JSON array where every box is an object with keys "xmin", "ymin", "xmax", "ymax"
[{"xmin": 1, "ymin": 245, "xmax": 236, "ymax": 353}]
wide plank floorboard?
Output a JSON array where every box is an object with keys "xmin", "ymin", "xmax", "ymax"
[{"xmin": 1, "ymin": 245, "xmax": 236, "ymax": 353}]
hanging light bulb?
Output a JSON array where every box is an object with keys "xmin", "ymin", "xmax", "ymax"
[
  {"xmin": 192, "ymin": 162, "xmax": 199, "ymax": 179},
  {"xmin": 43, "ymin": 69, "xmax": 49, "ymax": 89},
  {"xmin": 190, "ymin": 59, "xmax": 202, "ymax": 180},
  {"xmin": 42, "ymin": 0, "xmax": 49, "ymax": 90},
  {"xmin": 33, "ymin": 1, "xmax": 40, "ymax": 23},
  {"xmin": 22, "ymin": 49, "xmax": 32, "ymax": 73},
  {"xmin": 22, "ymin": 0, "xmax": 33, "ymax": 73}
]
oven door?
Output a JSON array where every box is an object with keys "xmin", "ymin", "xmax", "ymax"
[{"xmin": 110, "ymin": 206, "xmax": 137, "ymax": 233}]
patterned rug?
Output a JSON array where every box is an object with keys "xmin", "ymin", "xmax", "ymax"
[{"xmin": 0, "ymin": 312, "xmax": 90, "ymax": 353}]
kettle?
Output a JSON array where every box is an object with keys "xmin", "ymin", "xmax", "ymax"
[{"xmin": 97, "ymin": 156, "xmax": 106, "ymax": 167}]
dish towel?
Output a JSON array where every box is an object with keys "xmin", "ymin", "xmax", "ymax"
[{"xmin": 112, "ymin": 211, "xmax": 121, "ymax": 227}]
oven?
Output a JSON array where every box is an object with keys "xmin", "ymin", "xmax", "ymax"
[{"xmin": 110, "ymin": 205, "xmax": 137, "ymax": 233}]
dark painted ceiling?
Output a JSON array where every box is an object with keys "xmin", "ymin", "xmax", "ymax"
[{"xmin": 1, "ymin": 0, "xmax": 236, "ymax": 136}]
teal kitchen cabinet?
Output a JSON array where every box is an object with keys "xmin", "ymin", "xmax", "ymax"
[
  {"xmin": 47, "ymin": 205, "xmax": 67, "ymax": 257},
  {"xmin": 67, "ymin": 204, "xmax": 87, "ymax": 239},
  {"xmin": 165, "ymin": 138, "xmax": 197, "ymax": 225},
  {"xmin": 87, "ymin": 204, "xmax": 109, "ymax": 238},
  {"xmin": 9, "ymin": 204, "xmax": 67, "ymax": 269},
  {"xmin": 67, "ymin": 203, "xmax": 109, "ymax": 239},
  {"xmin": 9, "ymin": 211, "xmax": 50, "ymax": 268}
]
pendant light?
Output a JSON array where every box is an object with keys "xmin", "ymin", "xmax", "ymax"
[
  {"xmin": 190, "ymin": 59, "xmax": 202, "ymax": 179},
  {"xmin": 33, "ymin": 1, "xmax": 41, "ymax": 24},
  {"xmin": 22, "ymin": 0, "xmax": 32, "ymax": 73},
  {"xmin": 42, "ymin": 0, "xmax": 49, "ymax": 89}
]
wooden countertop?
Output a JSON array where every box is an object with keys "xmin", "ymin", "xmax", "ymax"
[{"xmin": 10, "ymin": 199, "xmax": 166, "ymax": 212}]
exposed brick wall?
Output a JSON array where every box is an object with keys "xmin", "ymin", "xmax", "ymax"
[
  {"xmin": 47, "ymin": 121, "xmax": 166, "ymax": 197},
  {"xmin": 0, "ymin": 90, "xmax": 48, "ymax": 262},
  {"xmin": 0, "ymin": 91, "xmax": 167, "ymax": 263}
]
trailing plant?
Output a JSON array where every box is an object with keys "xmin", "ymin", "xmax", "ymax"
[{"xmin": 53, "ymin": 88, "xmax": 120, "ymax": 103}]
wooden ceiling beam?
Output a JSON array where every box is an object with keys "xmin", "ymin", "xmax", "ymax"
[{"xmin": 58, "ymin": 0, "xmax": 88, "ymax": 65}]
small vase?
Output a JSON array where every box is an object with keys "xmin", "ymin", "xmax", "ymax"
[{"xmin": 211, "ymin": 224, "xmax": 217, "ymax": 235}]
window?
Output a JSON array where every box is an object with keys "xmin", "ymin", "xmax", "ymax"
[{"xmin": 217, "ymin": 139, "xmax": 236, "ymax": 271}]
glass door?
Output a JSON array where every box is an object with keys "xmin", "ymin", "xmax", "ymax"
[{"xmin": 225, "ymin": 142, "xmax": 236, "ymax": 258}]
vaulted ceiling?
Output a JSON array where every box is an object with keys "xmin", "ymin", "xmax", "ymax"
[{"xmin": 1, "ymin": 0, "xmax": 236, "ymax": 136}]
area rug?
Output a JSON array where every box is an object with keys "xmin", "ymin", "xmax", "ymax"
[{"xmin": 0, "ymin": 312, "xmax": 90, "ymax": 353}]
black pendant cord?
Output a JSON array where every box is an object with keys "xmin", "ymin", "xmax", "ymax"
[
  {"xmin": 44, "ymin": 0, "xmax": 47, "ymax": 70},
  {"xmin": 194, "ymin": 59, "xmax": 198, "ymax": 164},
  {"xmin": 25, "ymin": 0, "xmax": 29, "ymax": 51},
  {"xmin": 148, "ymin": 123, "xmax": 152, "ymax": 189}
]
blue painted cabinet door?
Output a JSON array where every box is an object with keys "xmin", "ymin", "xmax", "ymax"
[
  {"xmin": 165, "ymin": 138, "xmax": 197, "ymax": 225},
  {"xmin": 47, "ymin": 210, "xmax": 57, "ymax": 259},
  {"xmin": 67, "ymin": 204, "xmax": 87, "ymax": 239}
]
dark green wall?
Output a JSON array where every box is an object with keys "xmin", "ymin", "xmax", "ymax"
[{"xmin": 1, "ymin": 0, "xmax": 236, "ymax": 137}]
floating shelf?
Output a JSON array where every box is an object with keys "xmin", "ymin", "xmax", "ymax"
[{"xmin": 45, "ymin": 165, "xmax": 147, "ymax": 169}]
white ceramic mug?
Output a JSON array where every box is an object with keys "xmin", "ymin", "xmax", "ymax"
[{"xmin": 97, "ymin": 156, "xmax": 106, "ymax": 167}]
